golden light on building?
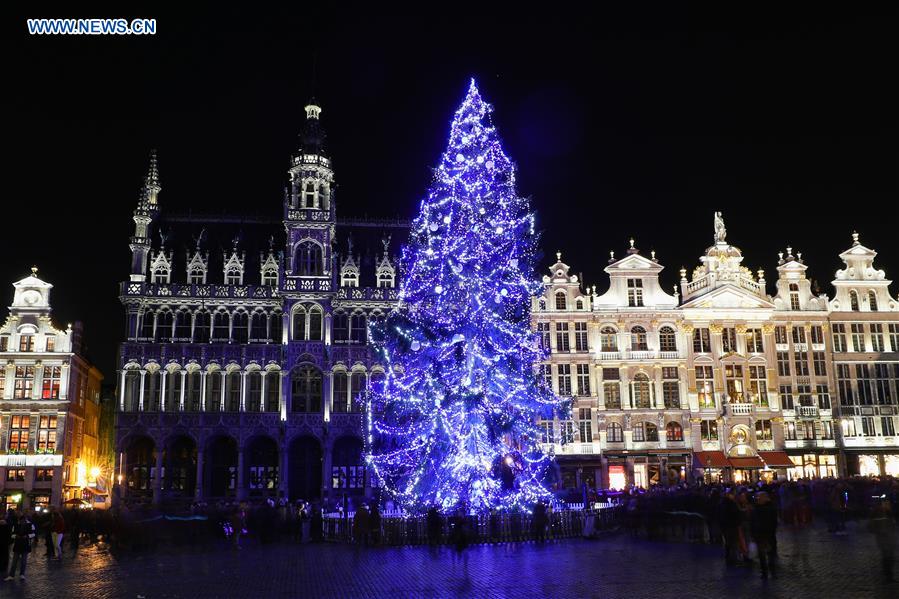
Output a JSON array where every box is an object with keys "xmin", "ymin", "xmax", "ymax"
[{"xmin": 76, "ymin": 460, "xmax": 88, "ymax": 488}]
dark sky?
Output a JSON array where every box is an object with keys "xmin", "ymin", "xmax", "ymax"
[{"xmin": 5, "ymin": 7, "xmax": 897, "ymax": 378}]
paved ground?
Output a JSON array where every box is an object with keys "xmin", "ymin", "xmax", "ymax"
[{"xmin": 0, "ymin": 521, "xmax": 895, "ymax": 598}]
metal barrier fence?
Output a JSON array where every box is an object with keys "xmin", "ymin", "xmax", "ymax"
[{"xmin": 322, "ymin": 504, "xmax": 623, "ymax": 545}]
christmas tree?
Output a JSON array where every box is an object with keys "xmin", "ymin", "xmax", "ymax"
[{"xmin": 366, "ymin": 80, "xmax": 564, "ymax": 514}]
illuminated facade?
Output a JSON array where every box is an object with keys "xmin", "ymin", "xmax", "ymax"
[
  {"xmin": 535, "ymin": 214, "xmax": 895, "ymax": 489},
  {"xmin": 0, "ymin": 270, "xmax": 104, "ymax": 508},
  {"xmin": 115, "ymin": 102, "xmax": 404, "ymax": 506},
  {"xmin": 829, "ymin": 233, "xmax": 899, "ymax": 477}
]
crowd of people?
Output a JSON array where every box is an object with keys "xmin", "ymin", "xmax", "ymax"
[{"xmin": 619, "ymin": 476, "xmax": 899, "ymax": 580}]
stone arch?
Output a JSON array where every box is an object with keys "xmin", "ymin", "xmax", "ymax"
[
  {"xmin": 288, "ymin": 435, "xmax": 322, "ymax": 501},
  {"xmin": 331, "ymin": 436, "xmax": 365, "ymax": 495},
  {"xmin": 244, "ymin": 435, "xmax": 280, "ymax": 498},
  {"xmin": 123, "ymin": 435, "xmax": 156, "ymax": 498},
  {"xmin": 163, "ymin": 434, "xmax": 197, "ymax": 497},
  {"xmin": 204, "ymin": 435, "xmax": 238, "ymax": 498}
]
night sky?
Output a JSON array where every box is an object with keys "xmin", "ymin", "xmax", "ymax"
[{"xmin": 5, "ymin": 7, "xmax": 897, "ymax": 379}]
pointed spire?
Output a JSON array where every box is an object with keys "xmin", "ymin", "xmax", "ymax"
[
  {"xmin": 145, "ymin": 149, "xmax": 160, "ymax": 189},
  {"xmin": 300, "ymin": 99, "xmax": 326, "ymax": 156}
]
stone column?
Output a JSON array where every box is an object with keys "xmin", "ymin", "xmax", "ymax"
[
  {"xmin": 160, "ymin": 370, "xmax": 168, "ymax": 411},
  {"xmin": 323, "ymin": 371, "xmax": 333, "ymax": 422},
  {"xmin": 119, "ymin": 370, "xmax": 127, "ymax": 411},
  {"xmin": 179, "ymin": 371, "xmax": 187, "ymax": 411},
  {"xmin": 138, "ymin": 370, "xmax": 146, "ymax": 411},
  {"xmin": 321, "ymin": 441, "xmax": 333, "ymax": 502},
  {"xmin": 237, "ymin": 447, "xmax": 246, "ymax": 500},
  {"xmin": 200, "ymin": 371, "xmax": 207, "ymax": 412},
  {"xmin": 195, "ymin": 449, "xmax": 204, "ymax": 500},
  {"xmin": 153, "ymin": 445, "xmax": 164, "ymax": 505},
  {"xmin": 279, "ymin": 444, "xmax": 289, "ymax": 498}
]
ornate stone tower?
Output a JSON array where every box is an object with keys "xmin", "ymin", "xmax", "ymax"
[{"xmin": 129, "ymin": 150, "xmax": 160, "ymax": 282}]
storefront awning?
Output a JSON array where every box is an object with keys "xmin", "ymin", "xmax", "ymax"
[
  {"xmin": 694, "ymin": 451, "xmax": 729, "ymax": 469},
  {"xmin": 729, "ymin": 456, "xmax": 765, "ymax": 469},
  {"xmin": 758, "ymin": 451, "xmax": 795, "ymax": 468}
]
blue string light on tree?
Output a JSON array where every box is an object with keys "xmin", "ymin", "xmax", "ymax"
[{"xmin": 365, "ymin": 79, "xmax": 566, "ymax": 515}]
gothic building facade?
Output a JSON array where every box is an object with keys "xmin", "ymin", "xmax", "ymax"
[
  {"xmin": 115, "ymin": 103, "xmax": 403, "ymax": 506},
  {"xmin": 534, "ymin": 215, "xmax": 897, "ymax": 490},
  {"xmin": 0, "ymin": 270, "xmax": 104, "ymax": 508}
]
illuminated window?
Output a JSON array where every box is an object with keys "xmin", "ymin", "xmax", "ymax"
[
  {"xmin": 19, "ymin": 335, "xmax": 35, "ymax": 352},
  {"xmin": 578, "ymin": 408, "xmax": 593, "ymax": 443},
  {"xmin": 41, "ymin": 366, "xmax": 61, "ymax": 399},
  {"xmin": 755, "ymin": 419, "xmax": 773, "ymax": 441},
  {"xmin": 627, "ymin": 279, "xmax": 644, "ymax": 307},
  {"xmin": 701, "ymin": 419, "xmax": 718, "ymax": 441},
  {"xmin": 574, "ymin": 322, "xmax": 588, "ymax": 351},
  {"xmin": 606, "ymin": 422, "xmax": 623, "ymax": 443},
  {"xmin": 696, "ymin": 366, "xmax": 715, "ymax": 408},
  {"xmin": 296, "ymin": 241, "xmax": 323, "ymax": 276},
  {"xmin": 14, "ymin": 366, "xmax": 35, "ymax": 399},
  {"xmin": 659, "ymin": 327, "xmax": 677, "ymax": 352},
  {"xmin": 693, "ymin": 328, "xmax": 711, "ymax": 353},
  {"xmin": 749, "ymin": 366, "xmax": 768, "ymax": 406},
  {"xmin": 789, "ymin": 283, "xmax": 801, "ymax": 310},
  {"xmin": 8, "ymin": 415, "xmax": 30, "ymax": 451},
  {"xmin": 632, "ymin": 373, "xmax": 651, "ymax": 408},
  {"xmin": 37, "ymin": 415, "xmax": 57, "ymax": 451},
  {"xmin": 600, "ymin": 327, "xmax": 618, "ymax": 352},
  {"xmin": 630, "ymin": 326, "xmax": 648, "ymax": 351},
  {"xmin": 725, "ymin": 364, "xmax": 744, "ymax": 402},
  {"xmin": 722, "ymin": 328, "xmax": 738, "ymax": 353},
  {"xmin": 35, "ymin": 468, "xmax": 54, "ymax": 482},
  {"xmin": 666, "ymin": 422, "xmax": 683, "ymax": 442},
  {"xmin": 45, "ymin": 336, "xmax": 55, "ymax": 352}
]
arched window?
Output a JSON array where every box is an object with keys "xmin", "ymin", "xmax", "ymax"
[
  {"xmin": 174, "ymin": 310, "xmax": 191, "ymax": 341},
  {"xmin": 868, "ymin": 290, "xmax": 878, "ymax": 312},
  {"xmin": 247, "ymin": 371, "xmax": 262, "ymax": 412},
  {"xmin": 607, "ymin": 422, "xmax": 623, "ymax": 443},
  {"xmin": 849, "ymin": 290, "xmax": 860, "ymax": 311},
  {"xmin": 659, "ymin": 326, "xmax": 677, "ymax": 352},
  {"xmin": 645, "ymin": 422, "xmax": 659, "ymax": 442},
  {"xmin": 304, "ymin": 182, "xmax": 316, "ymax": 208},
  {"xmin": 262, "ymin": 268, "xmax": 278, "ymax": 287},
  {"xmin": 143, "ymin": 370, "xmax": 161, "ymax": 411},
  {"xmin": 632, "ymin": 373, "xmax": 651, "ymax": 408},
  {"xmin": 789, "ymin": 283, "xmax": 801, "ymax": 311},
  {"xmin": 350, "ymin": 312, "xmax": 367, "ymax": 345},
  {"xmin": 205, "ymin": 370, "xmax": 222, "ymax": 411},
  {"xmin": 155, "ymin": 311, "xmax": 173, "ymax": 343},
  {"xmin": 270, "ymin": 311, "xmax": 283, "ymax": 343},
  {"xmin": 185, "ymin": 370, "xmax": 202, "ymax": 411},
  {"xmin": 333, "ymin": 371, "xmax": 348, "ymax": 413},
  {"xmin": 555, "ymin": 291, "xmax": 567, "ymax": 310},
  {"xmin": 631, "ymin": 326, "xmax": 648, "ymax": 351},
  {"xmin": 308, "ymin": 306, "xmax": 323, "ymax": 341},
  {"xmin": 123, "ymin": 370, "xmax": 141, "ymax": 412},
  {"xmin": 164, "ymin": 370, "xmax": 181, "ymax": 411},
  {"xmin": 332, "ymin": 310, "xmax": 348, "ymax": 343},
  {"xmin": 264, "ymin": 371, "xmax": 280, "ymax": 412},
  {"xmin": 212, "ymin": 311, "xmax": 230, "ymax": 342},
  {"xmin": 295, "ymin": 241, "xmax": 323, "ymax": 276},
  {"xmin": 666, "ymin": 422, "xmax": 683, "ymax": 442},
  {"xmin": 600, "ymin": 327, "xmax": 618, "ymax": 352},
  {"xmin": 351, "ymin": 372, "xmax": 366, "ymax": 412},
  {"xmin": 232, "ymin": 311, "xmax": 249, "ymax": 344},
  {"xmin": 225, "ymin": 372, "xmax": 241, "ymax": 411},
  {"xmin": 140, "ymin": 310, "xmax": 155, "ymax": 340},
  {"xmin": 291, "ymin": 366, "xmax": 322, "ymax": 413},
  {"xmin": 250, "ymin": 311, "xmax": 268, "ymax": 342},
  {"xmin": 377, "ymin": 270, "xmax": 394, "ymax": 288},
  {"xmin": 194, "ymin": 311, "xmax": 211, "ymax": 343},
  {"xmin": 292, "ymin": 306, "xmax": 306, "ymax": 341}
]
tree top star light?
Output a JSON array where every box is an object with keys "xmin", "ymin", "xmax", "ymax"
[{"xmin": 365, "ymin": 79, "xmax": 566, "ymax": 514}]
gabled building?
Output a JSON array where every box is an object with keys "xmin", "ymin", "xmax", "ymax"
[
  {"xmin": 829, "ymin": 233, "xmax": 899, "ymax": 476},
  {"xmin": 0, "ymin": 270, "xmax": 103, "ymax": 508},
  {"xmin": 115, "ymin": 102, "xmax": 405, "ymax": 506}
]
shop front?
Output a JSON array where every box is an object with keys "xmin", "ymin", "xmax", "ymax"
[
  {"xmin": 785, "ymin": 452, "xmax": 839, "ymax": 480},
  {"xmin": 844, "ymin": 451, "xmax": 899, "ymax": 477}
]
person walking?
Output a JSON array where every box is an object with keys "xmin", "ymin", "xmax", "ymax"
[
  {"xmin": 0, "ymin": 515, "xmax": 10, "ymax": 576},
  {"xmin": 720, "ymin": 491, "xmax": 741, "ymax": 566},
  {"xmin": 868, "ymin": 500, "xmax": 897, "ymax": 582},
  {"xmin": 5, "ymin": 511, "xmax": 36, "ymax": 582},
  {"xmin": 353, "ymin": 504, "xmax": 369, "ymax": 546},
  {"xmin": 51, "ymin": 510, "xmax": 66, "ymax": 559},
  {"xmin": 750, "ymin": 492, "xmax": 778, "ymax": 579}
]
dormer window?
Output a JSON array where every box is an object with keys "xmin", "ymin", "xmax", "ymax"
[
  {"xmin": 576, "ymin": 299, "xmax": 584, "ymax": 310},
  {"xmin": 627, "ymin": 279, "xmax": 644, "ymax": 307},
  {"xmin": 226, "ymin": 270, "xmax": 242, "ymax": 285},
  {"xmin": 152, "ymin": 266, "xmax": 170, "ymax": 284},
  {"xmin": 45, "ymin": 336, "xmax": 55, "ymax": 352},
  {"xmin": 377, "ymin": 270, "xmax": 394, "ymax": 288},
  {"xmin": 868, "ymin": 290, "xmax": 878, "ymax": 312},
  {"xmin": 296, "ymin": 241, "xmax": 323, "ymax": 276},
  {"xmin": 262, "ymin": 270, "xmax": 278, "ymax": 286},
  {"xmin": 19, "ymin": 335, "xmax": 35, "ymax": 352},
  {"xmin": 342, "ymin": 270, "xmax": 359, "ymax": 288},
  {"xmin": 789, "ymin": 283, "xmax": 801, "ymax": 311},
  {"xmin": 849, "ymin": 289, "xmax": 860, "ymax": 311},
  {"xmin": 555, "ymin": 291, "xmax": 567, "ymax": 310},
  {"xmin": 189, "ymin": 271, "xmax": 205, "ymax": 285}
]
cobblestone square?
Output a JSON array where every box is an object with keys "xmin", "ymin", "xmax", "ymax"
[{"xmin": 1, "ymin": 521, "xmax": 896, "ymax": 598}]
